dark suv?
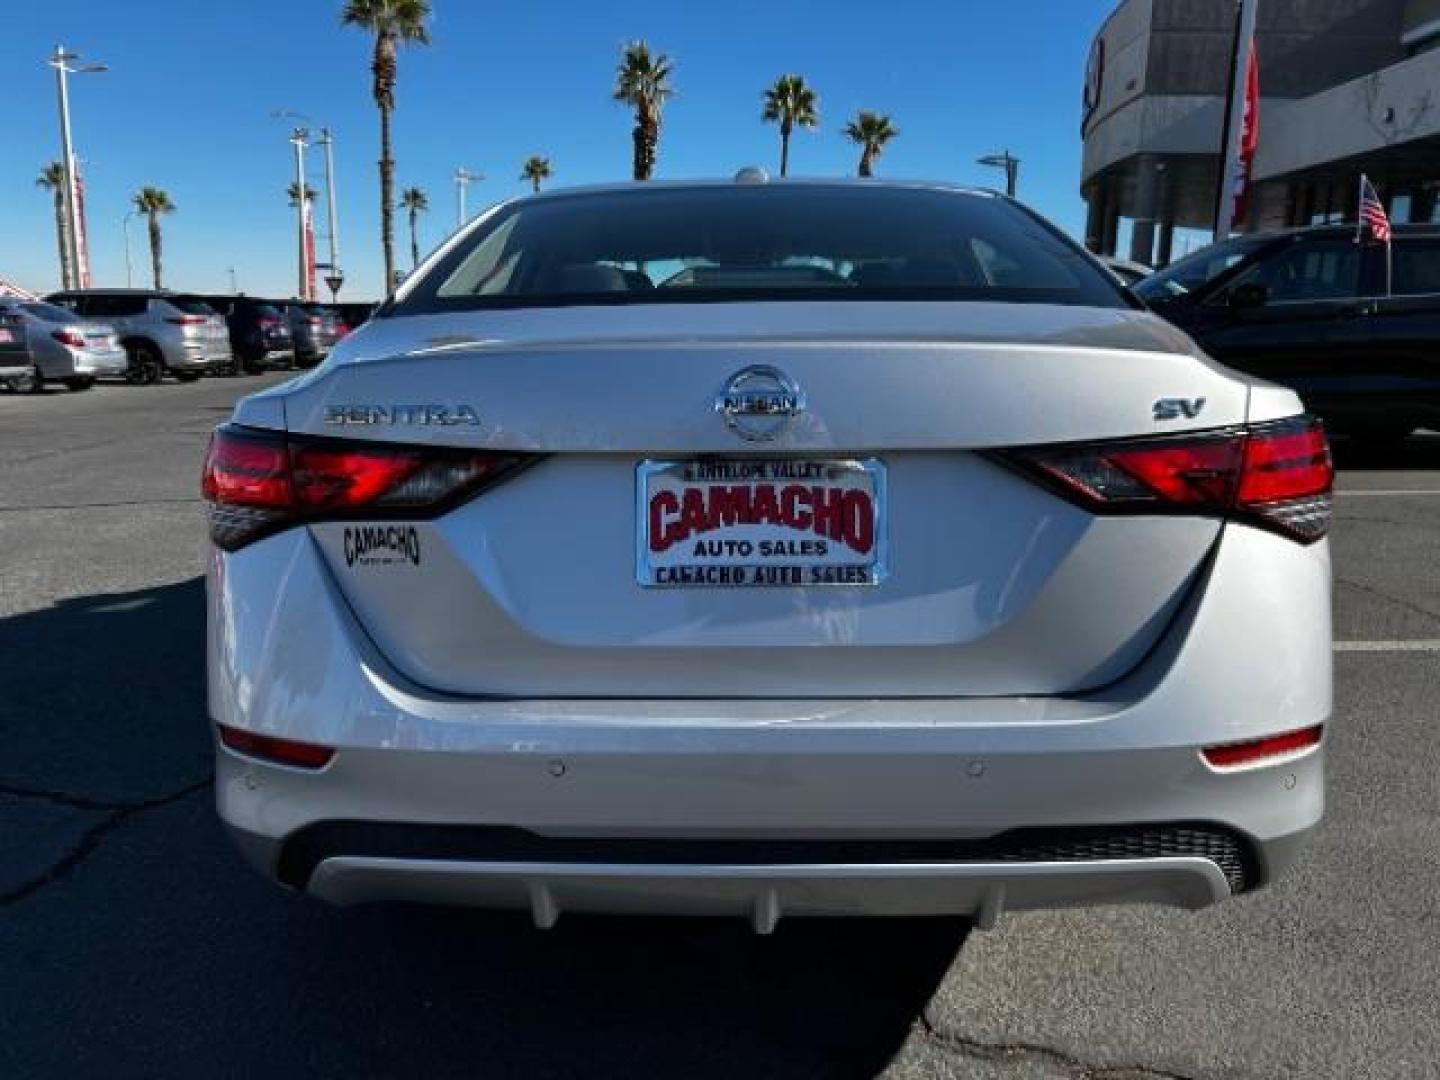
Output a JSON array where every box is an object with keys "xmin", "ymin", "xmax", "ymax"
[
  {"xmin": 204, "ymin": 296, "xmax": 294, "ymax": 374},
  {"xmin": 1136, "ymin": 224, "xmax": 1440, "ymax": 442}
]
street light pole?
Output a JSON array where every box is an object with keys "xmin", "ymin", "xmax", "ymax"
[
  {"xmin": 48, "ymin": 45, "xmax": 106, "ymax": 290},
  {"xmin": 317, "ymin": 127, "xmax": 342, "ymax": 296},
  {"xmin": 290, "ymin": 127, "xmax": 310, "ymax": 300},
  {"xmin": 122, "ymin": 210, "xmax": 135, "ymax": 288},
  {"xmin": 275, "ymin": 110, "xmax": 344, "ymax": 300},
  {"xmin": 454, "ymin": 167, "xmax": 481, "ymax": 229},
  {"xmin": 977, "ymin": 151, "xmax": 1020, "ymax": 198}
]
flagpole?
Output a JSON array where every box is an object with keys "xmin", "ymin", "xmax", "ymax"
[
  {"xmin": 1214, "ymin": 0, "xmax": 1260, "ymax": 242},
  {"xmin": 1356, "ymin": 174, "xmax": 1364, "ymax": 244}
]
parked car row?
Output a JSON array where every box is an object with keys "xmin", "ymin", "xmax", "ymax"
[{"xmin": 0, "ymin": 289, "xmax": 372, "ymax": 392}]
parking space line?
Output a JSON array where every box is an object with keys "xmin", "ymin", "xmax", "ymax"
[
  {"xmin": 1335, "ymin": 490, "xmax": 1440, "ymax": 496},
  {"xmin": 1334, "ymin": 640, "xmax": 1440, "ymax": 653}
]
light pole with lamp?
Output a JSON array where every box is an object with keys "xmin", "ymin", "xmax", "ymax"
[
  {"xmin": 454, "ymin": 167, "xmax": 482, "ymax": 229},
  {"xmin": 977, "ymin": 151, "xmax": 1020, "ymax": 198},
  {"xmin": 48, "ymin": 45, "xmax": 107, "ymax": 290},
  {"xmin": 122, "ymin": 209, "xmax": 136, "ymax": 287},
  {"xmin": 289, "ymin": 127, "xmax": 310, "ymax": 300},
  {"xmin": 274, "ymin": 110, "xmax": 344, "ymax": 299}
]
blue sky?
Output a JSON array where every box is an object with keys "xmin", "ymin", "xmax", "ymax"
[{"xmin": 3, "ymin": 0, "xmax": 1115, "ymax": 300}]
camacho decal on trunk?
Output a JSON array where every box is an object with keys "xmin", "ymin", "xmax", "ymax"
[{"xmin": 343, "ymin": 525, "xmax": 422, "ymax": 567}]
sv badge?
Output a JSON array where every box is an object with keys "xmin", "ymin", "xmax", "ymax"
[{"xmin": 1153, "ymin": 397, "xmax": 1206, "ymax": 421}]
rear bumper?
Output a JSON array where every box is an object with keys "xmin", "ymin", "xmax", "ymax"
[
  {"xmin": 229, "ymin": 819, "xmax": 1256, "ymax": 930},
  {"xmin": 70, "ymin": 347, "xmax": 128, "ymax": 376},
  {"xmin": 170, "ymin": 344, "xmax": 229, "ymax": 370},
  {"xmin": 209, "ymin": 523, "xmax": 1329, "ymax": 925}
]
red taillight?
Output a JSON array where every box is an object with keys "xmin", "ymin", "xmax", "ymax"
[
  {"xmin": 167, "ymin": 315, "xmax": 207, "ymax": 326},
  {"xmin": 1000, "ymin": 416, "xmax": 1332, "ymax": 543},
  {"xmin": 334, "ymin": 323, "xmax": 351, "ymax": 338},
  {"xmin": 201, "ymin": 425, "xmax": 531, "ymax": 550},
  {"xmin": 217, "ymin": 724, "xmax": 334, "ymax": 769},
  {"xmin": 1202, "ymin": 725, "xmax": 1323, "ymax": 769},
  {"xmin": 52, "ymin": 329, "xmax": 87, "ymax": 348},
  {"xmin": 259, "ymin": 318, "xmax": 281, "ymax": 329}
]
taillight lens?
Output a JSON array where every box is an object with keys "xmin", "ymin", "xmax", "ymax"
[
  {"xmin": 998, "ymin": 416, "xmax": 1333, "ymax": 543},
  {"xmin": 52, "ymin": 329, "xmax": 87, "ymax": 348},
  {"xmin": 167, "ymin": 315, "xmax": 207, "ymax": 326},
  {"xmin": 201, "ymin": 425, "xmax": 532, "ymax": 551}
]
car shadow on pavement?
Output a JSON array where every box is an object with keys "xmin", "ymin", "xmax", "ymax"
[{"xmin": 0, "ymin": 577, "xmax": 968, "ymax": 1079}]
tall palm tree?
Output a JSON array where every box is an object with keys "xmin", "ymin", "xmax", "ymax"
[
  {"xmin": 844, "ymin": 111, "xmax": 898, "ymax": 178},
  {"xmin": 613, "ymin": 41, "xmax": 674, "ymax": 181},
  {"xmin": 399, "ymin": 186, "xmax": 428, "ymax": 270},
  {"xmin": 131, "ymin": 187, "xmax": 175, "ymax": 289},
  {"xmin": 340, "ymin": 0, "xmax": 432, "ymax": 291},
  {"xmin": 520, "ymin": 155, "xmax": 553, "ymax": 193},
  {"xmin": 287, "ymin": 181, "xmax": 319, "ymax": 207},
  {"xmin": 36, "ymin": 162, "xmax": 73, "ymax": 287},
  {"xmin": 762, "ymin": 75, "xmax": 819, "ymax": 178}
]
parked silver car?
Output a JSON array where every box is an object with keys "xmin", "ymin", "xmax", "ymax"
[
  {"xmin": 205, "ymin": 179, "xmax": 1332, "ymax": 931},
  {"xmin": 280, "ymin": 302, "xmax": 342, "ymax": 368},
  {"xmin": 0, "ymin": 299, "xmax": 126, "ymax": 392},
  {"xmin": 0, "ymin": 305, "xmax": 34, "ymax": 386},
  {"xmin": 47, "ymin": 289, "xmax": 231, "ymax": 384}
]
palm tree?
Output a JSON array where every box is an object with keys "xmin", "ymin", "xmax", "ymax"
[
  {"xmin": 762, "ymin": 75, "xmax": 819, "ymax": 178},
  {"xmin": 36, "ymin": 162, "xmax": 73, "ymax": 287},
  {"xmin": 613, "ymin": 41, "xmax": 674, "ymax": 181},
  {"xmin": 844, "ymin": 111, "xmax": 898, "ymax": 178},
  {"xmin": 520, "ymin": 155, "xmax": 553, "ymax": 193},
  {"xmin": 131, "ymin": 187, "xmax": 176, "ymax": 289},
  {"xmin": 340, "ymin": 0, "xmax": 432, "ymax": 291},
  {"xmin": 399, "ymin": 186, "xmax": 428, "ymax": 270},
  {"xmin": 287, "ymin": 181, "xmax": 319, "ymax": 208}
]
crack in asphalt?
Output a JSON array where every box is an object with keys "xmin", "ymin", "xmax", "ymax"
[
  {"xmin": 0, "ymin": 498, "xmax": 201, "ymax": 513},
  {"xmin": 1336, "ymin": 577, "xmax": 1440, "ymax": 627},
  {"xmin": 0, "ymin": 776, "xmax": 213, "ymax": 907},
  {"xmin": 916, "ymin": 1012, "xmax": 1195, "ymax": 1080}
]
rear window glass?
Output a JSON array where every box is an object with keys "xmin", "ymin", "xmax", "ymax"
[
  {"xmin": 21, "ymin": 302, "xmax": 81, "ymax": 323},
  {"xmin": 393, "ymin": 185, "xmax": 1128, "ymax": 313},
  {"xmin": 169, "ymin": 296, "xmax": 217, "ymax": 315}
]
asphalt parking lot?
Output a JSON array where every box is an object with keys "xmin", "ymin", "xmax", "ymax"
[{"xmin": 2, "ymin": 374, "xmax": 1437, "ymax": 1080}]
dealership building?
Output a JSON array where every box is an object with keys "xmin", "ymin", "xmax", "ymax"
[{"xmin": 1082, "ymin": 0, "xmax": 1440, "ymax": 266}]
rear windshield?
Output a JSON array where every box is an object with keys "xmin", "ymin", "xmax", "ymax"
[
  {"xmin": 21, "ymin": 302, "xmax": 81, "ymax": 324},
  {"xmin": 170, "ymin": 296, "xmax": 218, "ymax": 315},
  {"xmin": 392, "ymin": 185, "xmax": 1129, "ymax": 314}
]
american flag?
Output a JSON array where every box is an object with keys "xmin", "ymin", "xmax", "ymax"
[{"xmin": 1358, "ymin": 175, "xmax": 1392, "ymax": 243}]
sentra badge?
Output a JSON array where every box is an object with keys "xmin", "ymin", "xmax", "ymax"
[{"xmin": 324, "ymin": 404, "xmax": 481, "ymax": 426}]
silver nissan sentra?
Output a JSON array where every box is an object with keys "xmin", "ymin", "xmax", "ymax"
[{"xmin": 205, "ymin": 178, "xmax": 1331, "ymax": 931}]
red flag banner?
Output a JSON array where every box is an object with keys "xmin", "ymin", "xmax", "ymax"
[
  {"xmin": 1227, "ymin": 48, "xmax": 1260, "ymax": 233},
  {"xmin": 302, "ymin": 198, "xmax": 317, "ymax": 301}
]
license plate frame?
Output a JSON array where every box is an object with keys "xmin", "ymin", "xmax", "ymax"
[{"xmin": 636, "ymin": 458, "xmax": 888, "ymax": 588}]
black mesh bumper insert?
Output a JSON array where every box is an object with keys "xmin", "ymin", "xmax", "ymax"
[{"xmin": 277, "ymin": 822, "xmax": 1257, "ymax": 894}]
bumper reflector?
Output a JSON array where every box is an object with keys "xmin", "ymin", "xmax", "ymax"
[
  {"xmin": 217, "ymin": 725, "xmax": 335, "ymax": 769},
  {"xmin": 1202, "ymin": 725, "xmax": 1323, "ymax": 769}
]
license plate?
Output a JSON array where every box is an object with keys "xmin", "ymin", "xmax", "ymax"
[
  {"xmin": 637, "ymin": 459, "xmax": 887, "ymax": 587},
  {"xmin": 0, "ymin": 329, "xmax": 14, "ymax": 343}
]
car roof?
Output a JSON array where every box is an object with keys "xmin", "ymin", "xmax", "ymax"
[
  {"xmin": 49, "ymin": 288, "xmax": 175, "ymax": 296},
  {"xmin": 1237, "ymin": 222, "xmax": 1440, "ymax": 243}
]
